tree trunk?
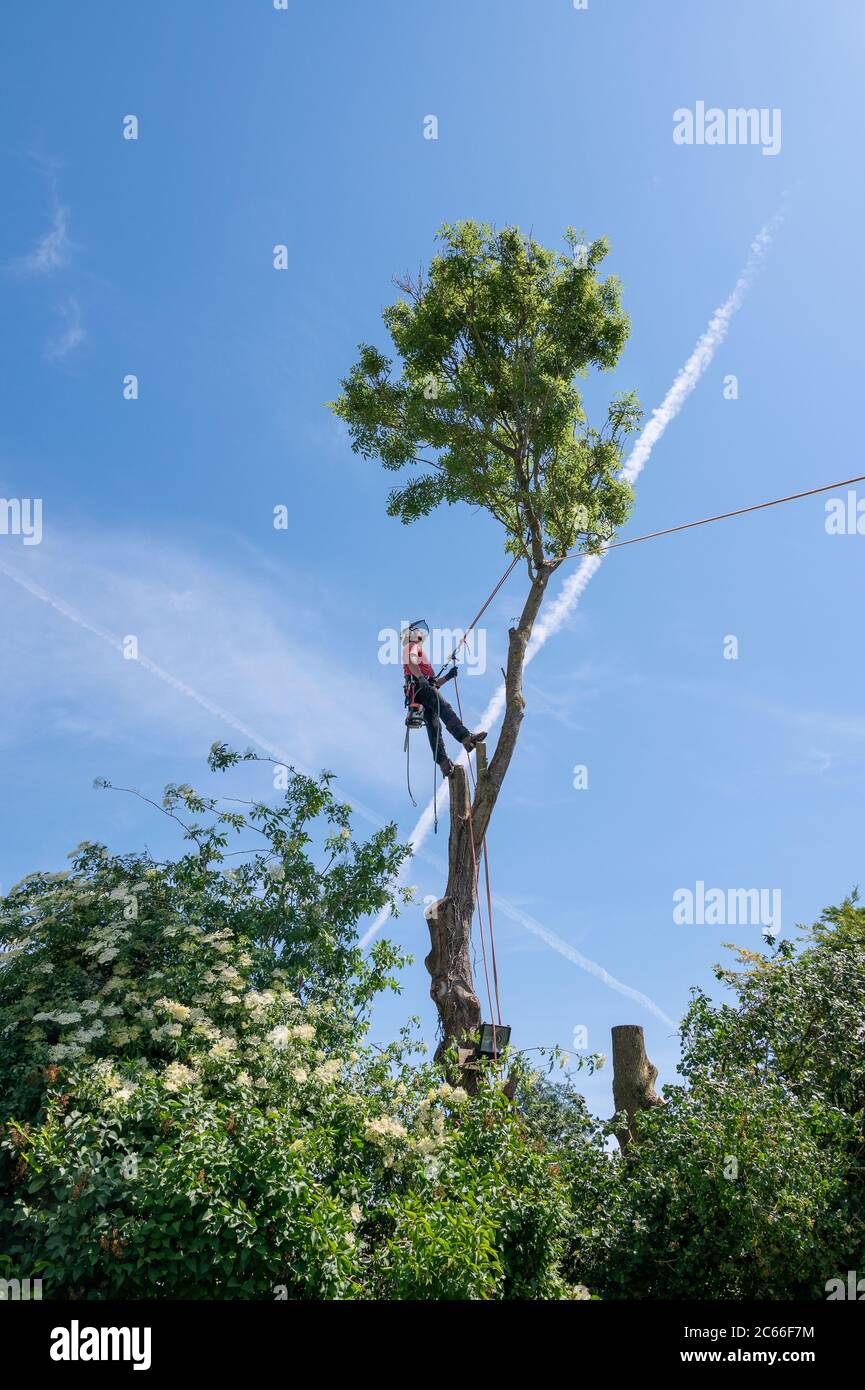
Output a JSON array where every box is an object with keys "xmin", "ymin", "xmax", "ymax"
[
  {"xmin": 610, "ymin": 1024, "xmax": 662, "ymax": 1151},
  {"xmin": 424, "ymin": 560, "xmax": 559, "ymax": 1065},
  {"xmin": 423, "ymin": 763, "xmax": 482, "ymax": 1073}
]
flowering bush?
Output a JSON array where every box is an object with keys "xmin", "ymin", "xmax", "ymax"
[
  {"xmin": 2, "ymin": 959, "xmax": 571, "ymax": 1298},
  {"xmin": 0, "ymin": 749, "xmax": 574, "ymax": 1299}
]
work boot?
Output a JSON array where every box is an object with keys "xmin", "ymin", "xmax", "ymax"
[
  {"xmin": 438, "ymin": 757, "xmax": 455, "ymax": 777},
  {"xmin": 462, "ymin": 731, "xmax": 487, "ymax": 753}
]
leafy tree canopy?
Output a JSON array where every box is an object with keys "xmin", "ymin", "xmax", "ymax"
[{"xmin": 331, "ymin": 220, "xmax": 641, "ymax": 568}]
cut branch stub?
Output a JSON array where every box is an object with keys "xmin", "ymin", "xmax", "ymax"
[{"xmin": 610, "ymin": 1024, "xmax": 662, "ymax": 1151}]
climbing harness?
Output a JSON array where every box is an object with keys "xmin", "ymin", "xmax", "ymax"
[
  {"xmin": 402, "ymin": 620, "xmax": 444, "ymax": 829},
  {"xmin": 403, "ymin": 677, "xmax": 443, "ymax": 829},
  {"xmin": 402, "ymin": 620, "xmax": 430, "ymax": 756}
]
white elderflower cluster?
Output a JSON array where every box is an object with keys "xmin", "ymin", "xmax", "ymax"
[
  {"xmin": 162, "ymin": 1061, "xmax": 198, "ymax": 1092},
  {"xmin": 266, "ymin": 1020, "xmax": 316, "ymax": 1051},
  {"xmin": 111, "ymin": 1024, "xmax": 143, "ymax": 1046},
  {"xmin": 428, "ymin": 1082, "xmax": 468, "ymax": 1106},
  {"xmin": 214, "ymin": 962, "xmax": 244, "ymax": 986},
  {"xmin": 416, "ymin": 1134, "xmax": 446, "ymax": 1156},
  {"xmin": 243, "ymin": 990, "xmax": 275, "ymax": 1018},
  {"xmin": 312, "ymin": 1059, "xmax": 342, "ymax": 1086},
  {"xmin": 71, "ymin": 1020, "xmax": 106, "ymax": 1046},
  {"xmin": 154, "ymin": 998, "xmax": 191, "ymax": 1022},
  {"xmin": 91, "ymin": 1060, "xmax": 122, "ymax": 1090},
  {"xmin": 289, "ymin": 1023, "xmax": 316, "ymax": 1043},
  {"xmin": 364, "ymin": 1116, "xmax": 408, "ymax": 1146},
  {"xmin": 80, "ymin": 922, "xmax": 128, "ymax": 965},
  {"xmin": 101, "ymin": 973, "xmax": 129, "ymax": 995},
  {"xmin": 48, "ymin": 1041, "xmax": 85, "ymax": 1061}
]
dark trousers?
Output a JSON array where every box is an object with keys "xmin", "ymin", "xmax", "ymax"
[{"xmin": 411, "ymin": 677, "xmax": 470, "ymax": 765}]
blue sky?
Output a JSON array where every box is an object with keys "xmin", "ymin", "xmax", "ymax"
[{"xmin": 2, "ymin": 0, "xmax": 864, "ymax": 1116}]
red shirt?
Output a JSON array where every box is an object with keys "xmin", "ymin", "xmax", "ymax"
[{"xmin": 403, "ymin": 640, "xmax": 434, "ymax": 681}]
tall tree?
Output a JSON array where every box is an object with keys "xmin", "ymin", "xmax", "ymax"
[{"xmin": 332, "ymin": 221, "xmax": 640, "ymax": 1059}]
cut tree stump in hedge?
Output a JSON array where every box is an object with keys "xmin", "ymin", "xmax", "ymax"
[{"xmin": 611, "ymin": 1023, "xmax": 662, "ymax": 1151}]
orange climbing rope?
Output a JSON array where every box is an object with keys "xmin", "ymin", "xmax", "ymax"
[
  {"xmin": 453, "ymin": 673, "xmax": 503, "ymax": 1053},
  {"xmin": 464, "ymin": 790, "xmax": 497, "ymax": 1044}
]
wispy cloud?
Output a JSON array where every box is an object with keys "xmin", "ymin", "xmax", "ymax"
[
  {"xmin": 521, "ymin": 661, "xmax": 606, "ymax": 730},
  {"xmin": 0, "ymin": 532, "xmax": 403, "ymax": 805},
  {"xmin": 361, "ymin": 212, "xmax": 784, "ymax": 1017},
  {"xmin": 490, "ymin": 897, "xmax": 677, "ymax": 1030},
  {"xmin": 794, "ymin": 750, "xmax": 835, "ymax": 776},
  {"xmin": 44, "ymin": 296, "xmax": 86, "ymax": 360},
  {"xmin": 631, "ymin": 671, "xmax": 865, "ymax": 766},
  {"xmin": 10, "ymin": 198, "xmax": 72, "ymax": 276},
  {"xmin": 6, "ymin": 173, "xmax": 87, "ymax": 361}
]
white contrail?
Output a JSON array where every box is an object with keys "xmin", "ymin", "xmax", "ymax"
[
  {"xmin": 0, "ymin": 557, "xmax": 392, "ymax": 837},
  {"xmin": 364, "ymin": 212, "xmax": 782, "ymax": 955},
  {"xmin": 490, "ymin": 896, "xmax": 677, "ymax": 1030}
]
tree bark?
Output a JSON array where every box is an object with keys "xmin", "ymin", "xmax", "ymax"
[
  {"xmin": 610, "ymin": 1024, "xmax": 662, "ymax": 1151},
  {"xmin": 424, "ymin": 560, "xmax": 559, "ymax": 1065},
  {"xmin": 423, "ymin": 764, "xmax": 482, "ymax": 1073}
]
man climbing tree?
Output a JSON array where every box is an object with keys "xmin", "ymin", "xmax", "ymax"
[
  {"xmin": 331, "ymin": 221, "xmax": 641, "ymax": 1065},
  {"xmin": 401, "ymin": 618, "xmax": 487, "ymax": 778}
]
